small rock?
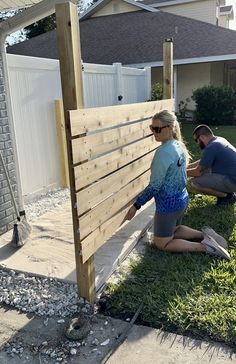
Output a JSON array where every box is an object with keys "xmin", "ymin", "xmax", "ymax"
[
  {"xmin": 92, "ymin": 338, "xmax": 99, "ymax": 346},
  {"xmin": 70, "ymin": 348, "xmax": 77, "ymax": 355},
  {"xmin": 100, "ymin": 339, "xmax": 110, "ymax": 346}
]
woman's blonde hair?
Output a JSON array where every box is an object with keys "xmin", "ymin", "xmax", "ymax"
[{"xmin": 152, "ymin": 109, "xmax": 191, "ymax": 165}]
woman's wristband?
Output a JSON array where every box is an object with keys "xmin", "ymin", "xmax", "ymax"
[{"xmin": 133, "ymin": 202, "xmax": 141, "ymax": 210}]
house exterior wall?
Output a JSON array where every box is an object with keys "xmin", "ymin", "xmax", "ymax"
[
  {"xmin": 158, "ymin": 0, "xmax": 217, "ymax": 24},
  {"xmin": 152, "ymin": 62, "xmax": 212, "ymax": 110},
  {"xmin": 0, "ymin": 51, "xmax": 18, "ymax": 235},
  {"xmin": 91, "ymin": 0, "xmax": 139, "ymax": 17},
  {"xmin": 210, "ymin": 61, "xmax": 224, "ymax": 85},
  {"xmin": 177, "ymin": 63, "xmax": 211, "ymax": 109},
  {"xmin": 218, "ymin": 15, "xmax": 229, "ymax": 28}
]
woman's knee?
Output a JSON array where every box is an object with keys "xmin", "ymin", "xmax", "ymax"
[{"xmin": 154, "ymin": 236, "xmax": 173, "ymax": 251}]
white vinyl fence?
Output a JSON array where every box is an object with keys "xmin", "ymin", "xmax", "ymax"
[{"xmin": 6, "ymin": 54, "xmax": 151, "ymax": 202}]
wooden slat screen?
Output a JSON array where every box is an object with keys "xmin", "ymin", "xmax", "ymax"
[{"xmin": 69, "ymin": 99, "xmax": 174, "ymax": 263}]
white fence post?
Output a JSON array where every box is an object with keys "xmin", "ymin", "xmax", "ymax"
[
  {"xmin": 145, "ymin": 66, "xmax": 151, "ymax": 101},
  {"xmin": 113, "ymin": 62, "xmax": 124, "ymax": 104}
]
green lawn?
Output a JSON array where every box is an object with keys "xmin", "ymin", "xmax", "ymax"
[{"xmin": 103, "ymin": 125, "xmax": 236, "ymax": 349}]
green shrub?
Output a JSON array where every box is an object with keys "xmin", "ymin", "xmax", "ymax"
[
  {"xmin": 192, "ymin": 85, "xmax": 236, "ymax": 125},
  {"xmin": 149, "ymin": 82, "xmax": 163, "ymax": 101}
]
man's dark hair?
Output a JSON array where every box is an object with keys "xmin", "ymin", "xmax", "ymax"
[{"xmin": 193, "ymin": 124, "xmax": 213, "ymax": 138}]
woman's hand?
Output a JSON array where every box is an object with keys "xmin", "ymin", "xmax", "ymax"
[{"xmin": 125, "ymin": 205, "xmax": 137, "ymax": 221}]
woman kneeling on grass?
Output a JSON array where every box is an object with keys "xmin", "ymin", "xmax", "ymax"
[{"xmin": 125, "ymin": 110, "xmax": 230, "ymax": 260}]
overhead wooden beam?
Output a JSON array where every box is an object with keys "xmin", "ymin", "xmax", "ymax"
[
  {"xmin": 0, "ymin": 0, "xmax": 74, "ymax": 37},
  {"xmin": 56, "ymin": 1, "xmax": 95, "ymax": 303},
  {"xmin": 163, "ymin": 38, "xmax": 173, "ymax": 100}
]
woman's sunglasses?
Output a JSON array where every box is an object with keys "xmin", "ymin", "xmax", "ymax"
[{"xmin": 149, "ymin": 125, "xmax": 169, "ymax": 134}]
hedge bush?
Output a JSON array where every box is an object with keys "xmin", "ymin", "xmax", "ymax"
[{"xmin": 192, "ymin": 85, "xmax": 236, "ymax": 125}]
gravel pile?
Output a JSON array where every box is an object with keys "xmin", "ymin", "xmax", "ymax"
[
  {"xmin": 25, "ymin": 188, "xmax": 70, "ymax": 222},
  {"xmin": 0, "ymin": 268, "xmax": 92, "ymax": 317}
]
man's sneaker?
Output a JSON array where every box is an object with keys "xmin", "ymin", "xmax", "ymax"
[
  {"xmin": 202, "ymin": 234, "xmax": 230, "ymax": 260},
  {"xmin": 202, "ymin": 226, "xmax": 228, "ymax": 250},
  {"xmin": 216, "ymin": 193, "xmax": 236, "ymax": 206}
]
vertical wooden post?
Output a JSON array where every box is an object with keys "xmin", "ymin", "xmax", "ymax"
[
  {"xmin": 55, "ymin": 1, "xmax": 95, "ymax": 303},
  {"xmin": 163, "ymin": 38, "xmax": 173, "ymax": 99},
  {"xmin": 54, "ymin": 99, "xmax": 69, "ymax": 188}
]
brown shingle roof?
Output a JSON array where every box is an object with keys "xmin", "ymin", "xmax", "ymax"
[{"xmin": 7, "ymin": 10, "xmax": 236, "ymax": 65}]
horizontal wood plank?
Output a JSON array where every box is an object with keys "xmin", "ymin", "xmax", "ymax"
[
  {"xmin": 70, "ymin": 99, "xmax": 175, "ymax": 136},
  {"xmin": 77, "ymin": 150, "xmax": 155, "ymax": 215},
  {"xmin": 80, "ymin": 207, "xmax": 129, "ymax": 263},
  {"xmin": 79, "ymin": 171, "xmax": 150, "ymax": 239},
  {"xmin": 72, "ymin": 118, "xmax": 152, "ymax": 164},
  {"xmin": 74, "ymin": 135, "xmax": 156, "ymax": 190}
]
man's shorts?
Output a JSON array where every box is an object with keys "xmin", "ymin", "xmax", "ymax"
[
  {"xmin": 192, "ymin": 173, "xmax": 236, "ymax": 193},
  {"xmin": 154, "ymin": 206, "xmax": 186, "ymax": 237}
]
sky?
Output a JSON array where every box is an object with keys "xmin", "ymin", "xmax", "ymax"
[{"xmin": 5, "ymin": 0, "xmax": 236, "ymax": 45}]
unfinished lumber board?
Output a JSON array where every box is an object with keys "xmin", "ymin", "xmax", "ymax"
[
  {"xmin": 70, "ymin": 99, "xmax": 175, "ymax": 136},
  {"xmin": 56, "ymin": 2, "xmax": 95, "ymax": 303},
  {"xmin": 74, "ymin": 135, "xmax": 156, "ymax": 190},
  {"xmin": 77, "ymin": 150, "xmax": 155, "ymax": 215},
  {"xmin": 80, "ymin": 208, "xmax": 129, "ymax": 263},
  {"xmin": 72, "ymin": 118, "xmax": 152, "ymax": 164},
  {"xmin": 79, "ymin": 171, "xmax": 150, "ymax": 239}
]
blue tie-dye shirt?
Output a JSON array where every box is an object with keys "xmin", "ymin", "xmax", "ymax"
[{"xmin": 135, "ymin": 139, "xmax": 189, "ymax": 213}]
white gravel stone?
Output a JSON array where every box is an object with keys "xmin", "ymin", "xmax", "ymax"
[
  {"xmin": 70, "ymin": 348, "xmax": 77, "ymax": 355},
  {"xmin": 92, "ymin": 339, "xmax": 99, "ymax": 346},
  {"xmin": 0, "ymin": 267, "xmax": 92, "ymax": 318},
  {"xmin": 100, "ymin": 339, "xmax": 110, "ymax": 346},
  {"xmin": 25, "ymin": 188, "xmax": 70, "ymax": 222}
]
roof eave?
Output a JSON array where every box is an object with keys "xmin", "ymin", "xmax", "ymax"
[
  {"xmin": 126, "ymin": 54, "xmax": 236, "ymax": 68},
  {"xmin": 80, "ymin": 0, "xmax": 158, "ymax": 20},
  {"xmin": 150, "ymin": 0, "xmax": 199, "ymax": 8},
  {"xmin": 0, "ymin": 0, "xmax": 71, "ymax": 40}
]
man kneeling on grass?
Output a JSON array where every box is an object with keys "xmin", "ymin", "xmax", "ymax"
[
  {"xmin": 187, "ymin": 124, "xmax": 236, "ymax": 206},
  {"xmin": 125, "ymin": 110, "xmax": 230, "ymax": 260}
]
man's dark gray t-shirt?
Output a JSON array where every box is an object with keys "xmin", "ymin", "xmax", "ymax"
[{"xmin": 200, "ymin": 136, "xmax": 236, "ymax": 183}]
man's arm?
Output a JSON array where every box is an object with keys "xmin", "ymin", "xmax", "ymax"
[
  {"xmin": 187, "ymin": 164, "xmax": 202, "ymax": 177},
  {"xmin": 187, "ymin": 159, "xmax": 201, "ymax": 177},
  {"xmin": 187, "ymin": 162, "xmax": 211, "ymax": 177},
  {"xmin": 187, "ymin": 159, "xmax": 200, "ymax": 168}
]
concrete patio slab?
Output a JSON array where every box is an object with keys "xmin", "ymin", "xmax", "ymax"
[{"xmin": 0, "ymin": 200, "xmax": 154, "ymax": 291}]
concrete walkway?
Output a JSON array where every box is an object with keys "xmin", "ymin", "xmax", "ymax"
[
  {"xmin": 107, "ymin": 324, "xmax": 236, "ymax": 364},
  {"xmin": 0, "ymin": 199, "xmax": 154, "ymax": 290}
]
